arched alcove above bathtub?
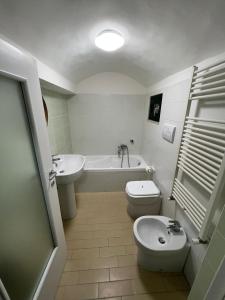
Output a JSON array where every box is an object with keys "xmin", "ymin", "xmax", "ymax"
[{"xmin": 76, "ymin": 72, "xmax": 147, "ymax": 95}]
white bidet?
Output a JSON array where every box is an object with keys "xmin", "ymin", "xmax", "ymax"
[{"xmin": 133, "ymin": 215, "xmax": 188, "ymax": 272}]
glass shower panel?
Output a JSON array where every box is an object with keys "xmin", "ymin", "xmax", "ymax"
[{"xmin": 0, "ymin": 75, "xmax": 54, "ymax": 300}]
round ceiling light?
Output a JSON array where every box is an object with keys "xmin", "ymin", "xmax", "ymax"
[{"xmin": 95, "ymin": 30, "xmax": 124, "ymax": 52}]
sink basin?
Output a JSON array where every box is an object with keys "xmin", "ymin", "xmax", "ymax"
[
  {"xmin": 54, "ymin": 154, "xmax": 85, "ymax": 184},
  {"xmin": 53, "ymin": 154, "xmax": 85, "ymax": 220}
]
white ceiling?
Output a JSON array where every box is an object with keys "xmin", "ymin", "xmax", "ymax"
[{"xmin": 0, "ymin": 0, "xmax": 225, "ymax": 86}]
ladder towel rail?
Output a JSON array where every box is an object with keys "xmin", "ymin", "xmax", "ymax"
[{"xmin": 171, "ymin": 62, "xmax": 225, "ymax": 242}]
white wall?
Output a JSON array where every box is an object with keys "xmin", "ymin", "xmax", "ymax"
[
  {"xmin": 141, "ymin": 68, "xmax": 193, "ymax": 217},
  {"xmin": 0, "ymin": 34, "xmax": 77, "ymax": 95},
  {"xmin": 69, "ymin": 94, "xmax": 146, "ymax": 155},
  {"xmin": 42, "ymin": 89, "xmax": 72, "ymax": 154},
  {"xmin": 141, "ymin": 52, "xmax": 225, "ymax": 286},
  {"xmin": 37, "ymin": 60, "xmax": 76, "ymax": 95},
  {"xmin": 141, "ymin": 69, "xmax": 209, "ymax": 285},
  {"xmin": 76, "ymin": 72, "xmax": 147, "ymax": 95}
]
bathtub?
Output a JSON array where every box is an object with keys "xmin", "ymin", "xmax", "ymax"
[
  {"xmin": 76, "ymin": 155, "xmax": 149, "ymax": 192},
  {"xmin": 84, "ymin": 155, "xmax": 147, "ymax": 172}
]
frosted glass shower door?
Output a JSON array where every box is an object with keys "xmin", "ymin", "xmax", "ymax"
[{"xmin": 0, "ymin": 75, "xmax": 54, "ymax": 299}]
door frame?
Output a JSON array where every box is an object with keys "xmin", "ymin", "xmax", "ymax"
[{"xmin": 0, "ymin": 36, "xmax": 66, "ymax": 299}]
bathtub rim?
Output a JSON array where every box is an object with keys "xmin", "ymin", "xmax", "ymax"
[{"xmin": 84, "ymin": 154, "xmax": 148, "ymax": 173}]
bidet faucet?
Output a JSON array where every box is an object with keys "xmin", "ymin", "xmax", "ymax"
[{"xmin": 167, "ymin": 220, "xmax": 181, "ymax": 233}]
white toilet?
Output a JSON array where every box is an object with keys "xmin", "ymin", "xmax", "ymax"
[
  {"xmin": 133, "ymin": 216, "xmax": 188, "ymax": 272},
  {"xmin": 125, "ymin": 180, "xmax": 161, "ymax": 219}
]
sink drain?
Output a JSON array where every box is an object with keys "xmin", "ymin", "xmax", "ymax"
[{"xmin": 158, "ymin": 237, "xmax": 166, "ymax": 244}]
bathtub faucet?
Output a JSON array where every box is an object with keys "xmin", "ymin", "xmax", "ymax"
[
  {"xmin": 117, "ymin": 144, "xmax": 128, "ymax": 157},
  {"xmin": 117, "ymin": 144, "xmax": 130, "ymax": 168}
]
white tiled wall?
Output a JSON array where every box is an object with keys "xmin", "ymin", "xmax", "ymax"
[
  {"xmin": 42, "ymin": 89, "xmax": 72, "ymax": 154},
  {"xmin": 141, "ymin": 77, "xmax": 191, "ymax": 217},
  {"xmin": 68, "ymin": 94, "xmax": 146, "ymax": 155},
  {"xmin": 140, "ymin": 71, "xmax": 212, "ymax": 286},
  {"xmin": 141, "ymin": 63, "xmax": 225, "ymax": 287}
]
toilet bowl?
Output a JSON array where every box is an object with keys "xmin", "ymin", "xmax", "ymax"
[
  {"xmin": 125, "ymin": 180, "xmax": 161, "ymax": 218},
  {"xmin": 133, "ymin": 216, "xmax": 188, "ymax": 272}
]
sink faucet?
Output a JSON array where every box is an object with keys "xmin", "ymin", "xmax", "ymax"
[
  {"xmin": 52, "ymin": 155, "xmax": 60, "ymax": 167},
  {"xmin": 167, "ymin": 220, "xmax": 181, "ymax": 233}
]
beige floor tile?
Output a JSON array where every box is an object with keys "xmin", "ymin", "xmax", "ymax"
[
  {"xmin": 131, "ymin": 276, "xmax": 167, "ymax": 294},
  {"xmin": 110, "ymin": 266, "xmax": 139, "ymax": 281},
  {"xmin": 62, "ymin": 283, "xmax": 98, "ymax": 300},
  {"xmin": 65, "ymin": 256, "xmax": 117, "ymax": 271},
  {"xmin": 59, "ymin": 271, "xmax": 79, "ymax": 286},
  {"xmin": 109, "ymin": 237, "xmax": 135, "ymax": 247},
  {"xmin": 122, "ymin": 291, "xmax": 189, "ymax": 300},
  {"xmin": 79, "ymin": 269, "xmax": 109, "ymax": 284},
  {"xmin": 67, "ymin": 238, "xmax": 108, "ymax": 249},
  {"xmin": 163, "ymin": 275, "xmax": 190, "ymax": 291},
  {"xmin": 86, "ymin": 216, "xmax": 131, "ymax": 225},
  {"xmin": 66, "ymin": 230, "xmax": 107, "ymax": 240},
  {"xmin": 65, "ymin": 222, "xmax": 132, "ymax": 233},
  {"xmin": 125, "ymin": 245, "xmax": 137, "ymax": 255},
  {"xmin": 94, "ymin": 223, "xmax": 133, "ymax": 231},
  {"xmin": 122, "ymin": 295, "xmax": 157, "ymax": 300},
  {"xmin": 100, "ymin": 246, "xmax": 126, "ymax": 257},
  {"xmin": 61, "ymin": 192, "xmax": 189, "ymax": 300},
  {"xmin": 98, "ymin": 298, "xmax": 122, "ymax": 300},
  {"xmin": 108, "ymin": 229, "xmax": 134, "ymax": 238},
  {"xmin": 55, "ymin": 287, "xmax": 64, "ymax": 300},
  {"xmin": 64, "ymin": 259, "xmax": 90, "ymax": 272},
  {"xmin": 99, "ymin": 280, "xmax": 133, "ymax": 298},
  {"xmin": 64, "ymin": 223, "xmax": 94, "ymax": 233},
  {"xmin": 66, "ymin": 250, "xmax": 73, "ymax": 259},
  {"xmin": 117, "ymin": 255, "xmax": 137, "ymax": 267},
  {"xmin": 71, "ymin": 248, "xmax": 100, "ymax": 259},
  {"xmin": 89, "ymin": 256, "xmax": 118, "ymax": 269}
]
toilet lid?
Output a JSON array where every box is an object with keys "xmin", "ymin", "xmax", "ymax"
[{"xmin": 126, "ymin": 181, "xmax": 160, "ymax": 197}]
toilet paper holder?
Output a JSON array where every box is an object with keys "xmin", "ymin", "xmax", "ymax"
[{"xmin": 145, "ymin": 166, "xmax": 155, "ymax": 174}]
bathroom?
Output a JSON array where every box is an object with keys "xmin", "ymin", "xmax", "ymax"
[{"xmin": 0, "ymin": 0, "xmax": 225, "ymax": 299}]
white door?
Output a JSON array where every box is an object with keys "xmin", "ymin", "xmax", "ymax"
[{"xmin": 0, "ymin": 38, "xmax": 66, "ymax": 299}]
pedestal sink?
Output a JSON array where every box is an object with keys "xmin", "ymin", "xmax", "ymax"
[{"xmin": 54, "ymin": 154, "xmax": 85, "ymax": 220}]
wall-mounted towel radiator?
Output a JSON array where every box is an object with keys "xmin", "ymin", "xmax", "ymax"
[{"xmin": 172, "ymin": 60, "xmax": 225, "ymax": 242}]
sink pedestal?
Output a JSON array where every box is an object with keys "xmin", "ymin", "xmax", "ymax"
[{"xmin": 57, "ymin": 183, "xmax": 76, "ymax": 219}]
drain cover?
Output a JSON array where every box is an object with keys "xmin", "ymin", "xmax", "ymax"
[{"xmin": 158, "ymin": 237, "xmax": 166, "ymax": 244}]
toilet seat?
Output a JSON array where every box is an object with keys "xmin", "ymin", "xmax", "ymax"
[{"xmin": 126, "ymin": 180, "xmax": 160, "ymax": 198}]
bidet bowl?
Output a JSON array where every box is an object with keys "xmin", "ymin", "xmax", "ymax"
[{"xmin": 133, "ymin": 215, "xmax": 188, "ymax": 272}]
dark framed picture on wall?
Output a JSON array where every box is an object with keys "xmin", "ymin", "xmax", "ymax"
[{"xmin": 148, "ymin": 93, "xmax": 163, "ymax": 122}]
